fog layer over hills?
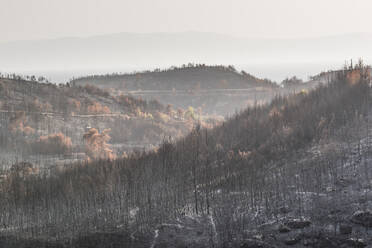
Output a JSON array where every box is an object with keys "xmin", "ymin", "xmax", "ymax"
[{"xmin": 1, "ymin": 32, "xmax": 372, "ymax": 83}]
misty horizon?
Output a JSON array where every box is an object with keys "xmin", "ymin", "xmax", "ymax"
[
  {"xmin": 2, "ymin": 0, "xmax": 372, "ymax": 42},
  {"xmin": 1, "ymin": 31, "xmax": 370, "ymax": 83},
  {"xmin": 2, "ymin": 30, "xmax": 372, "ymax": 44}
]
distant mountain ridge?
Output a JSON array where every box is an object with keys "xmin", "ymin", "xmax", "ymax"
[
  {"xmin": 1, "ymin": 32, "xmax": 372, "ymax": 74},
  {"xmin": 71, "ymin": 64, "xmax": 277, "ymax": 91}
]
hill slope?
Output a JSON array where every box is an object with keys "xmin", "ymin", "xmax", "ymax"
[
  {"xmin": 1, "ymin": 67, "xmax": 372, "ymax": 247},
  {"xmin": 71, "ymin": 65, "xmax": 276, "ymax": 90},
  {"xmin": 0, "ymin": 77, "xmax": 205, "ymax": 169},
  {"xmin": 71, "ymin": 65, "xmax": 281, "ymax": 115}
]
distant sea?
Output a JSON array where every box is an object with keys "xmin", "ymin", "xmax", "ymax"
[{"xmin": 7, "ymin": 62, "xmax": 342, "ymax": 84}]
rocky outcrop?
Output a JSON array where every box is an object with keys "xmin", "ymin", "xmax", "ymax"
[
  {"xmin": 151, "ymin": 216, "xmax": 215, "ymax": 248},
  {"xmin": 278, "ymin": 224, "xmax": 291, "ymax": 233},
  {"xmin": 344, "ymin": 238, "xmax": 367, "ymax": 248},
  {"xmin": 351, "ymin": 210, "xmax": 372, "ymax": 227},
  {"xmin": 284, "ymin": 219, "xmax": 311, "ymax": 229}
]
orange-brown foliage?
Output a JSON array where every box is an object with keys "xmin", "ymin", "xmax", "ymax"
[
  {"xmin": 23, "ymin": 126, "xmax": 35, "ymax": 135},
  {"xmin": 10, "ymin": 162, "xmax": 39, "ymax": 178},
  {"xmin": 9, "ymin": 111, "xmax": 35, "ymax": 135},
  {"xmin": 67, "ymin": 99, "xmax": 81, "ymax": 114},
  {"xmin": 347, "ymin": 70, "xmax": 361, "ymax": 85},
  {"xmin": 83, "ymin": 128, "xmax": 115, "ymax": 161},
  {"xmin": 34, "ymin": 133, "xmax": 72, "ymax": 155},
  {"xmin": 87, "ymin": 102, "xmax": 111, "ymax": 114}
]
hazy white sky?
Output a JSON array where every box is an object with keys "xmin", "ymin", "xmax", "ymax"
[{"xmin": 1, "ymin": 0, "xmax": 372, "ymax": 42}]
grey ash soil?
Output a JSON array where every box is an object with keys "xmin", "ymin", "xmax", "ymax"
[
  {"xmin": 150, "ymin": 133, "xmax": 372, "ymax": 247},
  {"xmin": 10, "ymin": 137, "xmax": 371, "ymax": 248}
]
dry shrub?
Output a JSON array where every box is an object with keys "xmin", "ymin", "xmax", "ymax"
[
  {"xmin": 116, "ymin": 94, "xmax": 133, "ymax": 106},
  {"xmin": 83, "ymin": 128, "xmax": 115, "ymax": 161},
  {"xmin": 87, "ymin": 102, "xmax": 111, "ymax": 114},
  {"xmin": 68, "ymin": 99, "xmax": 81, "ymax": 113},
  {"xmin": 184, "ymin": 106, "xmax": 196, "ymax": 120},
  {"xmin": 117, "ymin": 94, "xmax": 146, "ymax": 113},
  {"xmin": 121, "ymin": 151, "xmax": 128, "ymax": 159},
  {"xmin": 23, "ymin": 126, "xmax": 35, "ymax": 135},
  {"xmin": 10, "ymin": 162, "xmax": 39, "ymax": 178},
  {"xmin": 9, "ymin": 111, "xmax": 26, "ymax": 133},
  {"xmin": 28, "ymin": 99, "xmax": 43, "ymax": 112},
  {"xmin": 154, "ymin": 111, "xmax": 170, "ymax": 123},
  {"xmin": 83, "ymin": 85, "xmax": 110, "ymax": 97},
  {"xmin": 3, "ymin": 162, "xmax": 39, "ymax": 198},
  {"xmin": 134, "ymin": 107, "xmax": 153, "ymax": 119},
  {"xmin": 177, "ymin": 108, "xmax": 184, "ymax": 119},
  {"xmin": 9, "ymin": 111, "xmax": 35, "ymax": 135},
  {"xmin": 34, "ymin": 133, "xmax": 72, "ymax": 155},
  {"xmin": 347, "ymin": 70, "xmax": 361, "ymax": 85},
  {"xmin": 22, "ymin": 99, "xmax": 53, "ymax": 113}
]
